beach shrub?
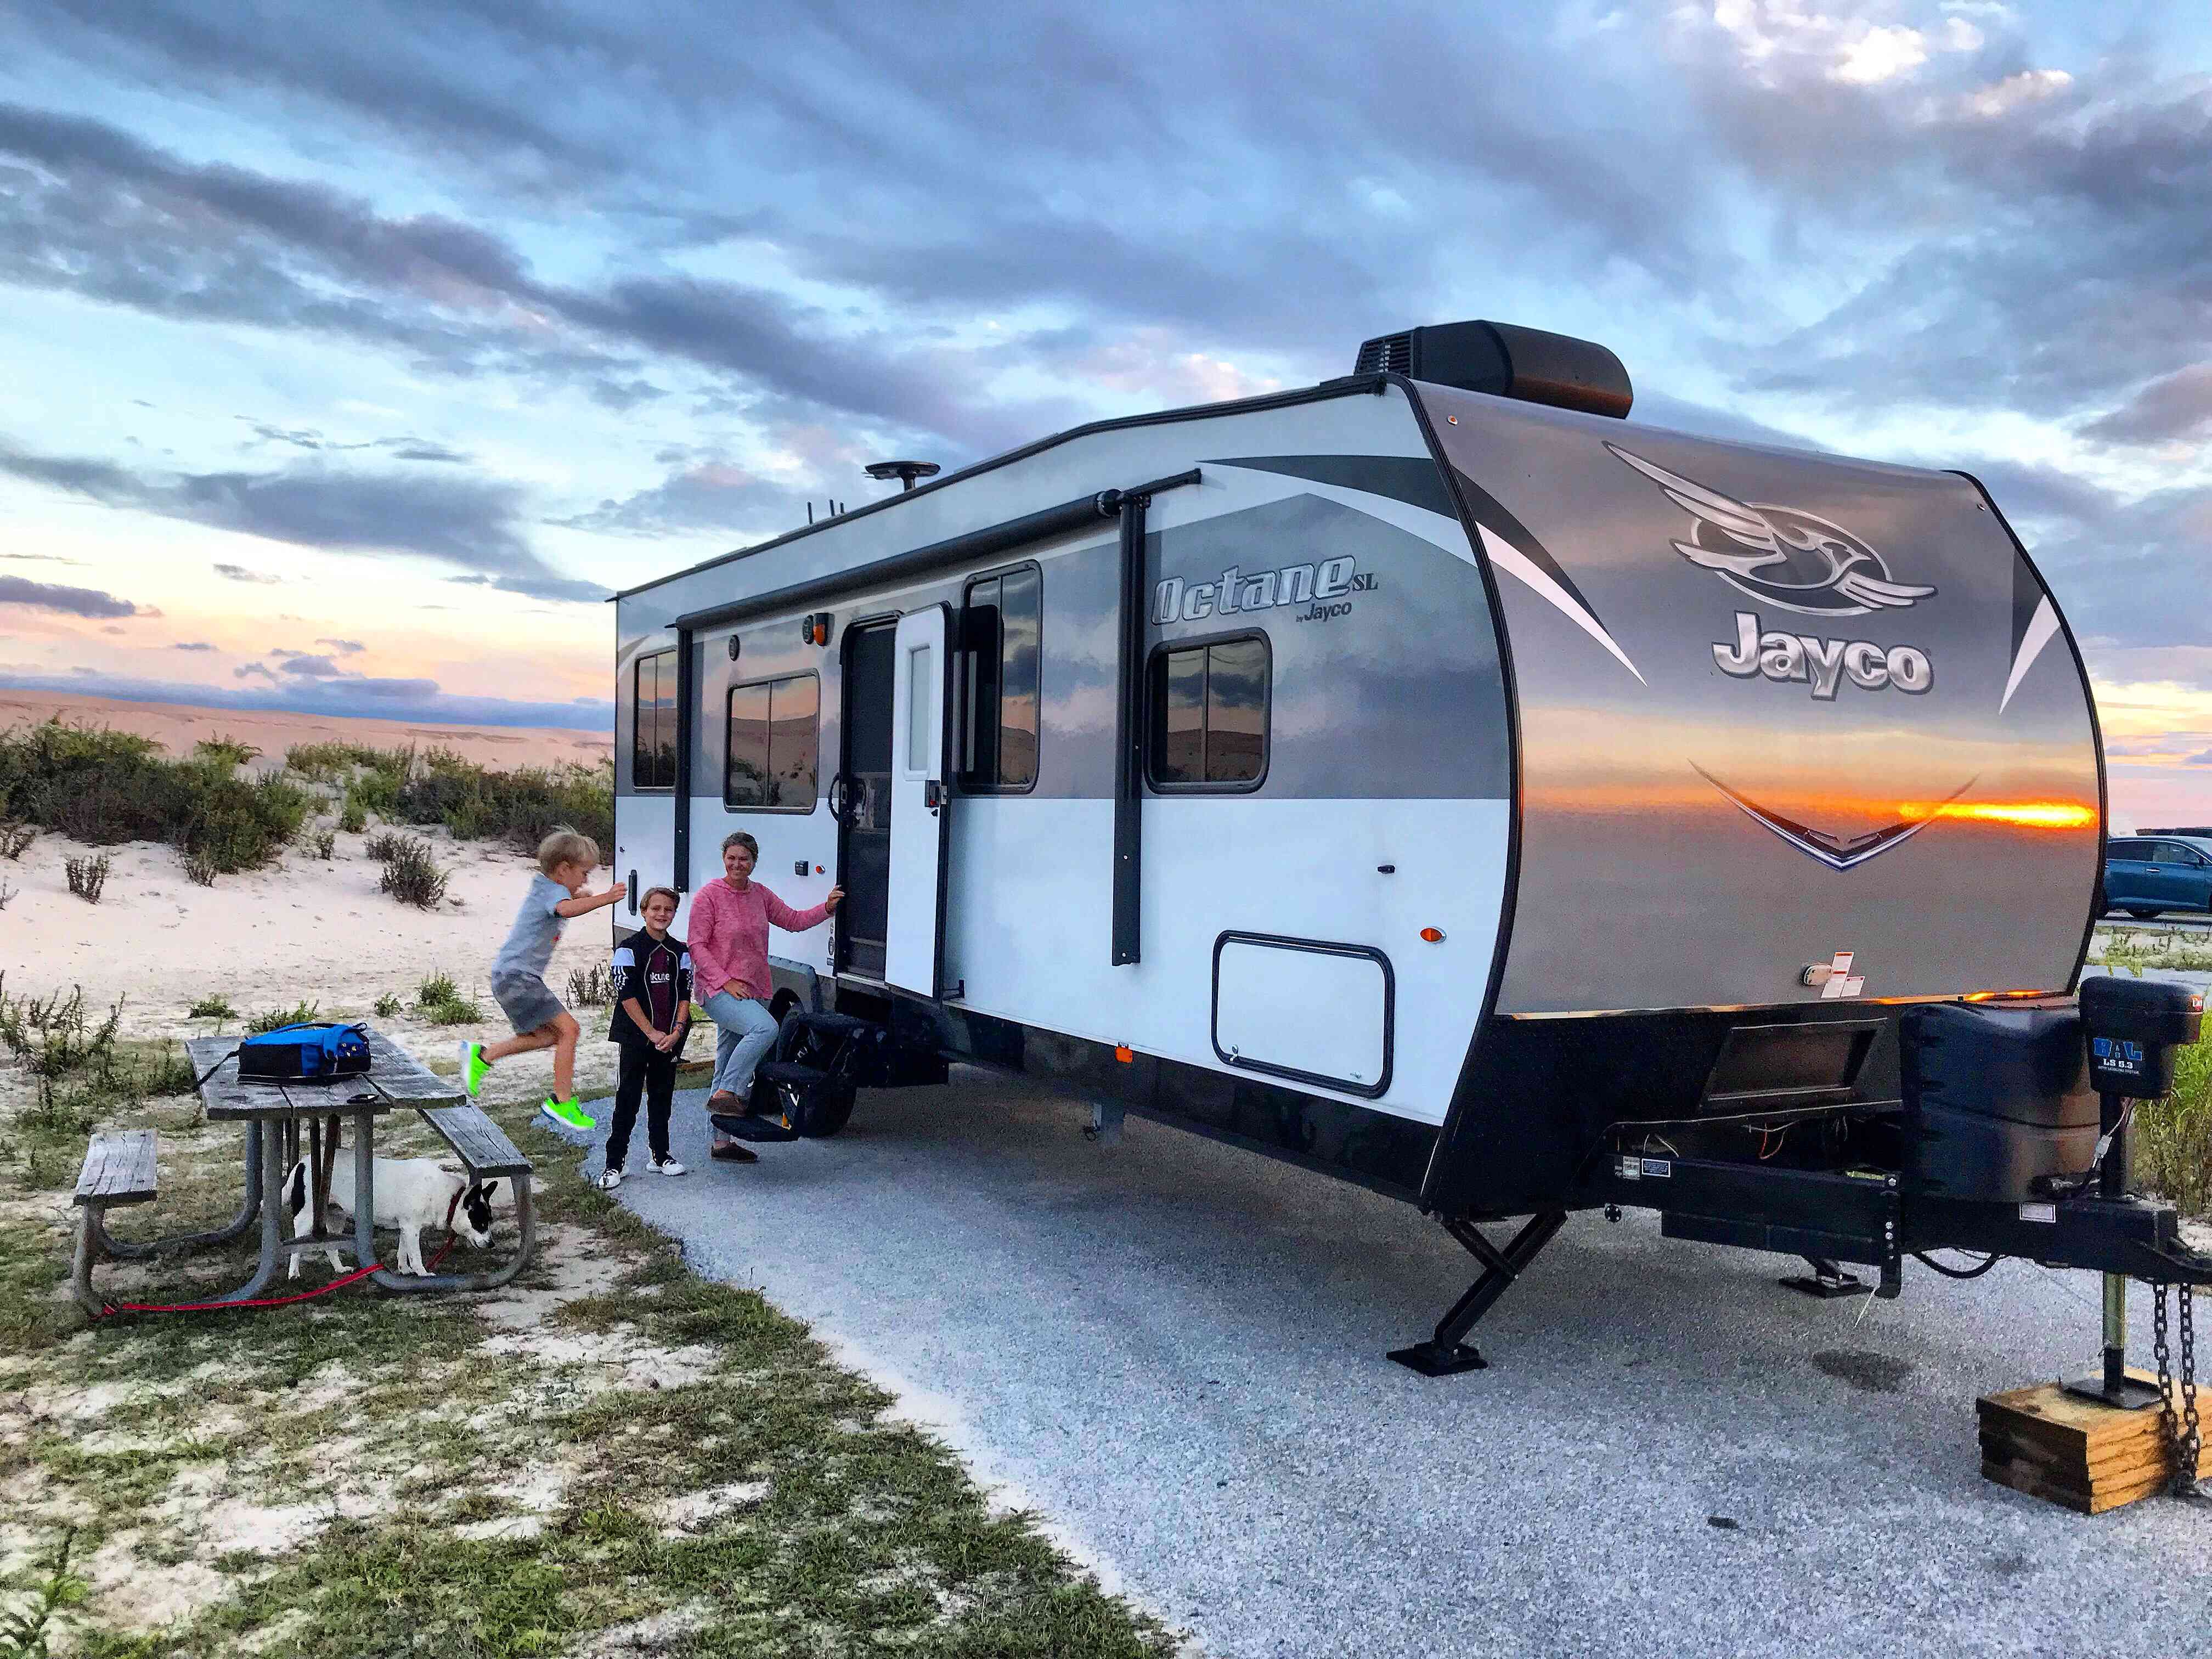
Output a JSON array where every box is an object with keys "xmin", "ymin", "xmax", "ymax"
[
  {"xmin": 373, "ymin": 992, "xmax": 403, "ymax": 1019},
  {"xmin": 0, "ymin": 822, "xmax": 31, "ymax": 860},
  {"xmin": 380, "ymin": 839, "xmax": 450, "ymax": 909},
  {"xmin": 193, "ymin": 735, "xmax": 261, "ymax": 766},
  {"xmin": 0, "ymin": 719, "xmax": 306, "ymax": 868},
  {"xmin": 188, "ymin": 993, "xmax": 235, "ymax": 1021},
  {"xmin": 421, "ymin": 993, "xmax": 482, "ymax": 1026},
  {"xmin": 395, "ymin": 747, "xmax": 612, "ymax": 856},
  {"xmin": 312, "ymin": 829, "xmax": 337, "ymax": 860},
  {"xmin": 364, "ymin": 830, "xmax": 414, "ymax": 864},
  {"xmin": 337, "ymin": 793, "xmax": 368, "ymax": 834},
  {"xmin": 2141, "ymin": 1040, "xmax": 2212, "ymax": 1217},
  {"xmin": 0, "ymin": 877, "xmax": 13, "ymax": 912},
  {"xmin": 182, "ymin": 851, "xmax": 218, "ymax": 887},
  {"xmin": 567, "ymin": 962, "xmax": 614, "ymax": 1007},
  {"xmin": 64, "ymin": 855, "xmax": 108, "ymax": 904},
  {"xmin": 416, "ymin": 972, "xmax": 458, "ymax": 1010},
  {"xmin": 247, "ymin": 1001, "xmax": 320, "ymax": 1034}
]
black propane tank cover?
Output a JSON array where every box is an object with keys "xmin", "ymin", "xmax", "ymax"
[
  {"xmin": 1899, "ymin": 1002, "xmax": 2097, "ymax": 1203},
  {"xmin": 2079, "ymin": 977, "xmax": 2203, "ymax": 1097}
]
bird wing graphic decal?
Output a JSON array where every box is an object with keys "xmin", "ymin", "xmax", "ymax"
[
  {"xmin": 1834, "ymin": 567, "xmax": 1936, "ymax": 610},
  {"xmin": 1604, "ymin": 443, "xmax": 1787, "ymax": 577}
]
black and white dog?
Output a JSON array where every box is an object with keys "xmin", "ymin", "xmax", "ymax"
[{"xmin": 284, "ymin": 1156, "xmax": 501, "ymax": 1277}]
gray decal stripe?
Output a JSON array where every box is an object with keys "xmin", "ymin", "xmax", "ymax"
[
  {"xmin": 2010, "ymin": 561, "xmax": 2045, "ymax": 662},
  {"xmin": 1694, "ymin": 765, "xmax": 1978, "ymax": 871},
  {"xmin": 1205, "ymin": 454, "xmax": 1458, "ymax": 520},
  {"xmin": 1449, "ymin": 467, "xmax": 1607, "ymax": 628},
  {"xmin": 2001, "ymin": 596, "xmax": 2061, "ymax": 715}
]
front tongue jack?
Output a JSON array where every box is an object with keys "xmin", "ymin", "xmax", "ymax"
[{"xmin": 2062, "ymin": 978, "xmax": 2203, "ymax": 1410}]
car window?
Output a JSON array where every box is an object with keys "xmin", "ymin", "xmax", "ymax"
[
  {"xmin": 2108, "ymin": 839, "xmax": 2146, "ymax": 860},
  {"xmin": 2153, "ymin": 841, "xmax": 2194, "ymax": 865}
]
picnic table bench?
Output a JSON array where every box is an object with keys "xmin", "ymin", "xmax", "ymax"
[{"xmin": 71, "ymin": 1026, "xmax": 533, "ymax": 1314}]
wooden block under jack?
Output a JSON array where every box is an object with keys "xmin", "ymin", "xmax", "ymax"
[{"xmin": 1976, "ymin": 1372, "xmax": 2183, "ymax": 1514}]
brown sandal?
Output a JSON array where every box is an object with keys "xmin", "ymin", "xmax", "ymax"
[{"xmin": 711, "ymin": 1140, "xmax": 758, "ymax": 1163}]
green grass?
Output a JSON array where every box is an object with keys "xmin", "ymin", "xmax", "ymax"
[
  {"xmin": 185, "ymin": 994, "xmax": 235, "ymax": 1023},
  {"xmin": 0, "ymin": 1044, "xmax": 1177, "ymax": 1657}
]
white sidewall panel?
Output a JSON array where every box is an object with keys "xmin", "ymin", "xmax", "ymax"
[{"xmin": 944, "ymin": 796, "xmax": 1508, "ymax": 1126}]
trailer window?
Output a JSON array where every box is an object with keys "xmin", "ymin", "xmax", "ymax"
[
  {"xmin": 632, "ymin": 648, "xmax": 677, "ymax": 791},
  {"xmin": 724, "ymin": 672, "xmax": 820, "ymax": 812},
  {"xmin": 960, "ymin": 563, "xmax": 1040, "ymax": 792},
  {"xmin": 1148, "ymin": 634, "xmax": 1268, "ymax": 790}
]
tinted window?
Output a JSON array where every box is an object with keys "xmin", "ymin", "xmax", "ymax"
[
  {"xmin": 2108, "ymin": 840, "xmax": 2148, "ymax": 860},
  {"xmin": 961, "ymin": 565, "xmax": 1041, "ymax": 790},
  {"xmin": 632, "ymin": 649, "xmax": 677, "ymax": 790},
  {"xmin": 725, "ymin": 673, "xmax": 819, "ymax": 811},
  {"xmin": 1148, "ymin": 634, "xmax": 1269, "ymax": 789}
]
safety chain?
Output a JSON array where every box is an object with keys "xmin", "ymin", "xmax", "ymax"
[{"xmin": 2150, "ymin": 1282, "xmax": 2202, "ymax": 1497}]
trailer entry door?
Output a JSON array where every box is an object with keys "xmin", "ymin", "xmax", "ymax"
[{"xmin": 886, "ymin": 604, "xmax": 953, "ymax": 998}]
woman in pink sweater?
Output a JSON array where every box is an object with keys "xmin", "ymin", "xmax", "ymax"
[{"xmin": 691, "ymin": 830, "xmax": 843, "ymax": 1161}]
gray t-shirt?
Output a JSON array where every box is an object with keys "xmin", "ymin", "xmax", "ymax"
[{"xmin": 493, "ymin": 873, "xmax": 569, "ymax": 982}]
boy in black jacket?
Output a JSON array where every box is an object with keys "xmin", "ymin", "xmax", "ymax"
[{"xmin": 600, "ymin": 887, "xmax": 696, "ymax": 1189}]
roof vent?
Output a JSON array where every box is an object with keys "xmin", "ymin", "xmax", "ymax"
[{"xmin": 1353, "ymin": 320, "xmax": 1632, "ymax": 419}]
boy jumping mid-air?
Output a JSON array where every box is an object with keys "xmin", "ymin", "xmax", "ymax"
[{"xmin": 460, "ymin": 827, "xmax": 626, "ymax": 1130}]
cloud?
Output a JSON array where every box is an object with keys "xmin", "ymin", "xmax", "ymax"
[
  {"xmin": 316, "ymin": 637, "xmax": 366, "ymax": 653},
  {"xmin": 0, "ymin": 664, "xmax": 610, "ymax": 731},
  {"xmin": 172, "ymin": 640, "xmax": 215, "ymax": 651},
  {"xmin": 0, "ymin": 551, "xmax": 83, "ymax": 565},
  {"xmin": 0, "ymin": 573, "xmax": 143, "ymax": 618},
  {"xmin": 551, "ymin": 461, "xmax": 795, "ymax": 538},
  {"xmin": 2079, "ymin": 363, "xmax": 2212, "ymax": 447},
  {"xmin": 273, "ymin": 653, "xmax": 345, "ymax": 679},
  {"xmin": 0, "ymin": 440, "xmax": 605, "ymax": 602},
  {"xmin": 233, "ymin": 661, "xmax": 275, "ymax": 681}
]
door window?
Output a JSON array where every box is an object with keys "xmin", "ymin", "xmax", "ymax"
[
  {"xmin": 960, "ymin": 564, "xmax": 1041, "ymax": 791},
  {"xmin": 724, "ymin": 672, "xmax": 819, "ymax": 811},
  {"xmin": 905, "ymin": 644, "xmax": 935, "ymax": 777},
  {"xmin": 1147, "ymin": 633, "xmax": 1269, "ymax": 790},
  {"xmin": 631, "ymin": 648, "xmax": 678, "ymax": 791}
]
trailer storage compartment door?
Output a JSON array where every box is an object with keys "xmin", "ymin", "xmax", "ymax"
[
  {"xmin": 1212, "ymin": 934, "xmax": 1394, "ymax": 1098},
  {"xmin": 886, "ymin": 605, "xmax": 954, "ymax": 999}
]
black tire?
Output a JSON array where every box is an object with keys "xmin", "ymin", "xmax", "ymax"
[
  {"xmin": 797, "ymin": 1082, "xmax": 856, "ymax": 1138},
  {"xmin": 2125, "ymin": 907, "xmax": 2162, "ymax": 919}
]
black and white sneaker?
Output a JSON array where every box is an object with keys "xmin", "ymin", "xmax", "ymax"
[
  {"xmin": 650, "ymin": 1154, "xmax": 687, "ymax": 1177},
  {"xmin": 595, "ymin": 1166, "xmax": 624, "ymax": 1190}
]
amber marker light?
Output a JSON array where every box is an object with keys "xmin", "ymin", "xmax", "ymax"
[
  {"xmin": 1420, "ymin": 927, "xmax": 1446, "ymax": 943},
  {"xmin": 1114, "ymin": 1045, "xmax": 1134, "ymax": 1063}
]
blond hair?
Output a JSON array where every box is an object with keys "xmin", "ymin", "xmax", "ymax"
[{"xmin": 537, "ymin": 826, "xmax": 600, "ymax": 876}]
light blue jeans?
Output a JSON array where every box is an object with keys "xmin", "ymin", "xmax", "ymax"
[{"xmin": 702, "ymin": 991, "xmax": 780, "ymax": 1104}]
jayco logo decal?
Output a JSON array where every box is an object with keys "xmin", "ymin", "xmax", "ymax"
[
  {"xmin": 1712, "ymin": 613, "xmax": 1931, "ymax": 699},
  {"xmin": 1152, "ymin": 557, "xmax": 1376, "ymax": 627},
  {"xmin": 1606, "ymin": 442, "xmax": 1938, "ymax": 700}
]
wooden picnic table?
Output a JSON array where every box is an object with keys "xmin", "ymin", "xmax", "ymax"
[
  {"xmin": 176, "ymin": 1028, "xmax": 462, "ymax": 1303},
  {"xmin": 77, "ymin": 1027, "xmax": 536, "ymax": 1315}
]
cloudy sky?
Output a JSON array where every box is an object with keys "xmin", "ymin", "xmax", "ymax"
[{"xmin": 0, "ymin": 1, "xmax": 2206, "ymax": 823}]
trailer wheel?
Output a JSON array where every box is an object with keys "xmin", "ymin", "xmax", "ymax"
[{"xmin": 2125, "ymin": 907, "xmax": 2162, "ymax": 919}]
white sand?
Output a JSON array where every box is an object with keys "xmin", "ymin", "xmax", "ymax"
[
  {"xmin": 0, "ymin": 689, "xmax": 610, "ymax": 771},
  {"xmin": 1, "ymin": 826, "xmax": 625, "ymax": 1040}
]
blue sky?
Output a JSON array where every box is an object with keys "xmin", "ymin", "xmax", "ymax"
[{"xmin": 0, "ymin": 1, "xmax": 2207, "ymax": 821}]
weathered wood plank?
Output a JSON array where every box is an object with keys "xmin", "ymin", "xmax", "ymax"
[
  {"xmin": 74, "ymin": 1130, "xmax": 157, "ymax": 1206},
  {"xmin": 419, "ymin": 1105, "xmax": 533, "ymax": 1178}
]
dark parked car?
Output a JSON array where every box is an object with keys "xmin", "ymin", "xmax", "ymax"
[{"xmin": 2102, "ymin": 834, "xmax": 2212, "ymax": 918}]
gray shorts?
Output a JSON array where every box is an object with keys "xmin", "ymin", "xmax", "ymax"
[{"xmin": 492, "ymin": 972, "xmax": 565, "ymax": 1035}]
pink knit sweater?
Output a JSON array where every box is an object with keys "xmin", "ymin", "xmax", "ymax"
[{"xmin": 686, "ymin": 878, "xmax": 830, "ymax": 1002}]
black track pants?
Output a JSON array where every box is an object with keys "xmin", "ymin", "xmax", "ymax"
[{"xmin": 608, "ymin": 1045, "xmax": 678, "ymax": 1169}]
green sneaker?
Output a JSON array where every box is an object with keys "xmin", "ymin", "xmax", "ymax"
[
  {"xmin": 539, "ymin": 1094, "xmax": 596, "ymax": 1132},
  {"xmin": 457, "ymin": 1041, "xmax": 490, "ymax": 1098}
]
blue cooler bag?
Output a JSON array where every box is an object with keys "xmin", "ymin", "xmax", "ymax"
[{"xmin": 238, "ymin": 1022, "xmax": 371, "ymax": 1083}]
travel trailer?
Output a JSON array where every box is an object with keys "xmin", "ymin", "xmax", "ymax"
[{"xmin": 612, "ymin": 320, "xmax": 2210, "ymax": 1381}]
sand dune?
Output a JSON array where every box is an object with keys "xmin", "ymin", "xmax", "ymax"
[{"xmin": 0, "ymin": 690, "xmax": 611, "ymax": 772}]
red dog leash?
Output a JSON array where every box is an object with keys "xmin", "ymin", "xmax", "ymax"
[{"xmin": 97, "ymin": 1187, "xmax": 474, "ymax": 1317}]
